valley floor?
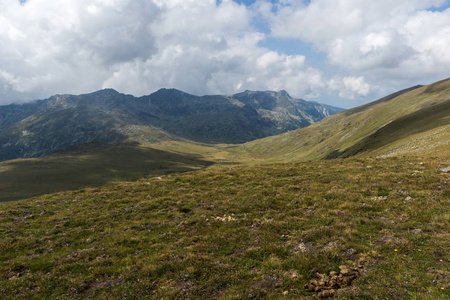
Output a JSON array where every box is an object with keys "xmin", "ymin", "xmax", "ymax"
[{"xmin": 0, "ymin": 156, "xmax": 449, "ymax": 299}]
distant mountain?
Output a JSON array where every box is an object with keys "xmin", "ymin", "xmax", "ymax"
[
  {"xmin": 0, "ymin": 89, "xmax": 342, "ymax": 161},
  {"xmin": 245, "ymin": 78, "xmax": 450, "ymax": 160}
]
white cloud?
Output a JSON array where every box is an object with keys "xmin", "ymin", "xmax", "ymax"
[
  {"xmin": 328, "ymin": 76, "xmax": 372, "ymax": 101},
  {"xmin": 0, "ymin": 0, "xmax": 161, "ymax": 103},
  {"xmin": 341, "ymin": 76, "xmax": 371, "ymax": 100},
  {"xmin": 0, "ymin": 0, "xmax": 329, "ymax": 105},
  {"xmin": 0, "ymin": 0, "xmax": 449, "ymax": 107},
  {"xmin": 267, "ymin": 0, "xmax": 450, "ymax": 99}
]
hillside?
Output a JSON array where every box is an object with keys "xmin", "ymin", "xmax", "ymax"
[
  {"xmin": 0, "ymin": 141, "xmax": 235, "ymax": 202},
  {"xmin": 0, "ymin": 79, "xmax": 449, "ymax": 299},
  {"xmin": 0, "ymin": 89, "xmax": 342, "ymax": 161},
  {"xmin": 245, "ymin": 78, "xmax": 450, "ymax": 161},
  {"xmin": 1, "ymin": 78, "xmax": 449, "ymax": 202},
  {"xmin": 0, "ymin": 156, "xmax": 448, "ymax": 299}
]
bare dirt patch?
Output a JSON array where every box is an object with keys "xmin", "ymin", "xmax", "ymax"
[{"xmin": 82, "ymin": 275, "xmax": 124, "ymax": 297}]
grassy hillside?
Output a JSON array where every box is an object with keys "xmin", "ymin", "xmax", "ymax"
[
  {"xmin": 0, "ymin": 141, "xmax": 238, "ymax": 202},
  {"xmin": 1, "ymin": 79, "xmax": 450, "ymax": 299},
  {"xmin": 0, "ymin": 156, "xmax": 449, "ymax": 299},
  {"xmin": 2, "ymin": 78, "xmax": 448, "ymax": 203},
  {"xmin": 244, "ymin": 78, "xmax": 450, "ymax": 161}
]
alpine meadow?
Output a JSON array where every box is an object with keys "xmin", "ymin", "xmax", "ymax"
[
  {"xmin": 1, "ymin": 0, "xmax": 450, "ymax": 299},
  {"xmin": 0, "ymin": 78, "xmax": 449, "ymax": 299}
]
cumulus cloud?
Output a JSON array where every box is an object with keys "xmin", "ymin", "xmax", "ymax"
[
  {"xmin": 268, "ymin": 0, "xmax": 450, "ymax": 94},
  {"xmin": 0, "ymin": 0, "xmax": 449, "ymax": 106},
  {"xmin": 0, "ymin": 0, "xmax": 325, "ymax": 105},
  {"xmin": 0, "ymin": 0, "xmax": 160, "ymax": 103},
  {"xmin": 328, "ymin": 76, "xmax": 371, "ymax": 100}
]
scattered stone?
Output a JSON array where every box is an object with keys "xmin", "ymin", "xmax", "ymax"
[
  {"xmin": 323, "ymin": 241, "xmax": 337, "ymax": 251},
  {"xmin": 175, "ymin": 280, "xmax": 194, "ymax": 293},
  {"xmin": 251, "ymin": 275, "xmax": 281, "ymax": 291},
  {"xmin": 375, "ymin": 235, "xmax": 406, "ymax": 246},
  {"xmin": 441, "ymin": 167, "xmax": 450, "ymax": 173},
  {"xmin": 215, "ymin": 214, "xmax": 237, "ymax": 222},
  {"xmin": 299, "ymin": 207, "xmax": 316, "ymax": 214},
  {"xmin": 318, "ymin": 289, "xmax": 336, "ymax": 298},
  {"xmin": 284, "ymin": 269, "xmax": 300, "ymax": 279},
  {"xmin": 304, "ymin": 265, "xmax": 363, "ymax": 297},
  {"xmin": 371, "ymin": 196, "xmax": 388, "ymax": 201},
  {"xmin": 82, "ymin": 276, "xmax": 124, "ymax": 297},
  {"xmin": 293, "ymin": 241, "xmax": 317, "ymax": 254}
]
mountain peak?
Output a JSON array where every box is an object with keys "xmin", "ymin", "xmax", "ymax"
[
  {"xmin": 277, "ymin": 90, "xmax": 290, "ymax": 97},
  {"xmin": 89, "ymin": 88, "xmax": 120, "ymax": 96},
  {"xmin": 0, "ymin": 87, "xmax": 343, "ymax": 161}
]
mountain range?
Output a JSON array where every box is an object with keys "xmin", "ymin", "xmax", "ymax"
[
  {"xmin": 1, "ymin": 79, "xmax": 449, "ymax": 299},
  {"xmin": 0, "ymin": 78, "xmax": 449, "ymax": 202},
  {"xmin": 0, "ymin": 89, "xmax": 342, "ymax": 161}
]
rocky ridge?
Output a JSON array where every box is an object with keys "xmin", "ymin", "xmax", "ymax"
[{"xmin": 0, "ymin": 88, "xmax": 342, "ymax": 161}]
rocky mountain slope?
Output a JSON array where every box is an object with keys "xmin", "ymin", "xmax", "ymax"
[
  {"xmin": 245, "ymin": 78, "xmax": 450, "ymax": 161},
  {"xmin": 0, "ymin": 89, "xmax": 342, "ymax": 161}
]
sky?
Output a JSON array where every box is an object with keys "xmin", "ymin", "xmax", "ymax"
[{"xmin": 1, "ymin": 0, "xmax": 450, "ymax": 108}]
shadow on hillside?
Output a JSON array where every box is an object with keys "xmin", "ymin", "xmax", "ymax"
[
  {"xmin": 0, "ymin": 143, "xmax": 214, "ymax": 202},
  {"xmin": 325, "ymin": 99, "xmax": 450, "ymax": 159}
]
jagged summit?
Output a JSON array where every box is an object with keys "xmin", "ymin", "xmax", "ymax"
[{"xmin": 0, "ymin": 88, "xmax": 343, "ymax": 161}]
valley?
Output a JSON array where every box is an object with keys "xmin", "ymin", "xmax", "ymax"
[{"xmin": 0, "ymin": 78, "xmax": 449, "ymax": 299}]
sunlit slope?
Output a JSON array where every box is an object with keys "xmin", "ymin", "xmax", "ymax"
[
  {"xmin": 0, "ymin": 141, "xmax": 237, "ymax": 202},
  {"xmin": 245, "ymin": 78, "xmax": 450, "ymax": 161}
]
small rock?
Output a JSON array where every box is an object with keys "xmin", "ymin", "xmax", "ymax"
[
  {"xmin": 305, "ymin": 265, "xmax": 362, "ymax": 296},
  {"xmin": 286, "ymin": 270, "xmax": 299, "ymax": 278},
  {"xmin": 339, "ymin": 265, "xmax": 351, "ymax": 275},
  {"xmin": 441, "ymin": 167, "xmax": 450, "ymax": 173},
  {"xmin": 318, "ymin": 289, "xmax": 335, "ymax": 298},
  {"xmin": 304, "ymin": 284, "xmax": 315, "ymax": 292}
]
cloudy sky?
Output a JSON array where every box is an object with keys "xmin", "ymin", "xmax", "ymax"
[{"xmin": 1, "ymin": 0, "xmax": 450, "ymax": 108}]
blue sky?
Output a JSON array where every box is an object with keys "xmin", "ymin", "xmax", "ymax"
[{"xmin": 1, "ymin": 0, "xmax": 450, "ymax": 108}]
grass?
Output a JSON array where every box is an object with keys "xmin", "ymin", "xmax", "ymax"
[
  {"xmin": 244, "ymin": 78, "xmax": 450, "ymax": 162},
  {"xmin": 0, "ymin": 78, "xmax": 449, "ymax": 299},
  {"xmin": 0, "ymin": 142, "xmax": 221, "ymax": 202},
  {"xmin": 328, "ymin": 99, "xmax": 450, "ymax": 158},
  {"xmin": 0, "ymin": 156, "xmax": 448, "ymax": 299}
]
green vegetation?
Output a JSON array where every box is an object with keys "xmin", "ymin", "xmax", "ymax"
[
  {"xmin": 0, "ymin": 156, "xmax": 449, "ymax": 299},
  {"xmin": 0, "ymin": 142, "xmax": 222, "ymax": 202},
  {"xmin": 245, "ymin": 78, "xmax": 450, "ymax": 161},
  {"xmin": 1, "ymin": 78, "xmax": 449, "ymax": 299}
]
